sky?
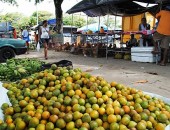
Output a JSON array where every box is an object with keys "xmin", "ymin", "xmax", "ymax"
[{"xmin": 0, "ymin": 0, "xmax": 80, "ymax": 16}]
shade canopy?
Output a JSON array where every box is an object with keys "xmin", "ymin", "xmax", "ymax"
[
  {"xmin": 78, "ymin": 23, "xmax": 108, "ymax": 32},
  {"xmin": 67, "ymin": 0, "xmax": 170, "ymax": 17}
]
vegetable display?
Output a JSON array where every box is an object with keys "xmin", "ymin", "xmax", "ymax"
[{"xmin": 0, "ymin": 58, "xmax": 45, "ymax": 82}]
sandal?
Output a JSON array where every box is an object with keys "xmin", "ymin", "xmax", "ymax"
[
  {"xmin": 159, "ymin": 63, "xmax": 166, "ymax": 66},
  {"xmin": 45, "ymin": 57, "xmax": 48, "ymax": 60}
]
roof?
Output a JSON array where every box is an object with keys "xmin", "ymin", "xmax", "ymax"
[{"xmin": 67, "ymin": 0, "xmax": 170, "ymax": 17}]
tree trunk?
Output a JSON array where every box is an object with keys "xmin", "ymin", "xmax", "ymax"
[{"xmin": 53, "ymin": 0, "xmax": 63, "ymax": 34}]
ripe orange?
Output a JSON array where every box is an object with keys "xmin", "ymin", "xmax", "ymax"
[
  {"xmin": 110, "ymin": 81, "xmax": 117, "ymax": 87},
  {"xmin": 49, "ymin": 115, "xmax": 58, "ymax": 123},
  {"xmin": 108, "ymin": 114, "xmax": 117, "ymax": 123},
  {"xmin": 41, "ymin": 111, "xmax": 50, "ymax": 120},
  {"xmin": 123, "ymin": 106, "xmax": 130, "ymax": 114},
  {"xmin": 90, "ymin": 110, "xmax": 99, "ymax": 119},
  {"xmin": 95, "ymin": 91, "xmax": 102, "ymax": 98},
  {"xmin": 106, "ymin": 107, "xmax": 114, "ymax": 115},
  {"xmin": 98, "ymin": 107, "xmax": 105, "ymax": 115}
]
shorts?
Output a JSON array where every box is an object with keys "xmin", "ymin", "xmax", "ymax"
[
  {"xmin": 153, "ymin": 32, "xmax": 170, "ymax": 49},
  {"xmin": 41, "ymin": 38, "xmax": 49, "ymax": 44}
]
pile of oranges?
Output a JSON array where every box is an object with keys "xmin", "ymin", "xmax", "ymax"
[{"xmin": 0, "ymin": 65, "xmax": 170, "ymax": 130}]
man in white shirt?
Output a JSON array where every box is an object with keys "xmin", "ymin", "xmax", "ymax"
[{"xmin": 22, "ymin": 26, "xmax": 30, "ymax": 54}]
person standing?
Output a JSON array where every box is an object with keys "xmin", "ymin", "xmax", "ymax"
[
  {"xmin": 152, "ymin": 6, "xmax": 170, "ymax": 66},
  {"xmin": 39, "ymin": 20, "xmax": 50, "ymax": 60},
  {"xmin": 12, "ymin": 28, "xmax": 17, "ymax": 39},
  {"xmin": 139, "ymin": 17, "xmax": 151, "ymax": 47},
  {"xmin": 22, "ymin": 26, "xmax": 30, "ymax": 54}
]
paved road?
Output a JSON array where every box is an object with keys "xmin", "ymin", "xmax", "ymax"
[{"xmin": 17, "ymin": 50, "xmax": 170, "ymax": 98}]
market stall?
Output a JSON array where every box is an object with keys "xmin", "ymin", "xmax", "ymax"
[{"xmin": 66, "ymin": 0, "xmax": 170, "ymax": 61}]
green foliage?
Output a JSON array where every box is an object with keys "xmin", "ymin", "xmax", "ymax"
[
  {"xmin": 0, "ymin": 11, "xmax": 53, "ymax": 30},
  {"xmin": 31, "ymin": 11, "xmax": 54, "ymax": 23},
  {"xmin": 88, "ymin": 17, "xmax": 98, "ymax": 24},
  {"xmin": 63, "ymin": 14, "xmax": 86, "ymax": 28},
  {"xmin": 0, "ymin": 12, "xmax": 29, "ymax": 29}
]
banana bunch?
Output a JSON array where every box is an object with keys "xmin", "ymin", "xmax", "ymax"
[{"xmin": 0, "ymin": 58, "xmax": 45, "ymax": 82}]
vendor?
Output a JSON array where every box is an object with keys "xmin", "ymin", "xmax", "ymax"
[
  {"xmin": 127, "ymin": 34, "xmax": 138, "ymax": 48},
  {"xmin": 139, "ymin": 17, "xmax": 153, "ymax": 47}
]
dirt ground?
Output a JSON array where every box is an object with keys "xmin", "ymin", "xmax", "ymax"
[{"xmin": 17, "ymin": 50, "xmax": 170, "ymax": 98}]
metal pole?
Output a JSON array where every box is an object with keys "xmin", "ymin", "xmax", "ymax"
[
  {"xmin": 71, "ymin": 14, "xmax": 73, "ymax": 43},
  {"xmin": 114, "ymin": 15, "xmax": 117, "ymax": 30},
  {"xmin": 107, "ymin": 15, "xmax": 109, "ymax": 32},
  {"xmin": 98, "ymin": 16, "xmax": 101, "ymax": 32},
  {"xmin": 106, "ymin": 15, "xmax": 110, "ymax": 59},
  {"xmin": 36, "ymin": 3, "xmax": 38, "ymax": 25},
  {"xmin": 86, "ymin": 16, "xmax": 88, "ymax": 31}
]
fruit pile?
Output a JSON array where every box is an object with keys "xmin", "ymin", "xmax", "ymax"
[
  {"xmin": 0, "ymin": 58, "xmax": 45, "ymax": 82},
  {"xmin": 0, "ymin": 65, "xmax": 170, "ymax": 130}
]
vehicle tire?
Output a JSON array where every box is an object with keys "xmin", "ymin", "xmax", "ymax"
[{"xmin": 0, "ymin": 47, "xmax": 15, "ymax": 62}]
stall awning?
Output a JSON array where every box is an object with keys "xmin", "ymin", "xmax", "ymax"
[{"xmin": 67, "ymin": 0, "xmax": 170, "ymax": 17}]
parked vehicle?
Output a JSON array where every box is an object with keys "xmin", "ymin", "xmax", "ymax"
[{"xmin": 0, "ymin": 38, "xmax": 27, "ymax": 62}]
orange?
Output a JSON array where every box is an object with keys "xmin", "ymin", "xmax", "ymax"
[
  {"xmin": 45, "ymin": 122, "xmax": 54, "ymax": 130},
  {"xmin": 15, "ymin": 120, "xmax": 26, "ymax": 130},
  {"xmin": 29, "ymin": 117, "xmax": 39, "ymax": 128},
  {"xmin": 90, "ymin": 110, "xmax": 99, "ymax": 119},
  {"xmin": 114, "ymin": 106, "xmax": 120, "ymax": 115},
  {"xmin": 36, "ymin": 124, "xmax": 45, "ymax": 130},
  {"xmin": 21, "ymin": 79, "xmax": 28, "ymax": 85},
  {"xmin": 82, "ymin": 114, "xmax": 91, "ymax": 123},
  {"xmin": 81, "ymin": 122, "xmax": 90, "ymax": 129},
  {"xmin": 155, "ymin": 123, "xmax": 165, "ymax": 130},
  {"xmin": 108, "ymin": 114, "xmax": 117, "ymax": 123},
  {"xmin": 49, "ymin": 115, "xmax": 58, "ymax": 123},
  {"xmin": 95, "ymin": 91, "xmax": 102, "ymax": 98},
  {"xmin": 105, "ymin": 91, "xmax": 112, "ymax": 98},
  {"xmin": 106, "ymin": 107, "xmax": 114, "ymax": 115},
  {"xmin": 27, "ymin": 111, "xmax": 35, "ymax": 117},
  {"xmin": 42, "ymin": 111, "xmax": 50, "ymax": 120},
  {"xmin": 110, "ymin": 81, "xmax": 117, "ymax": 87},
  {"xmin": 92, "ymin": 104, "xmax": 99, "ymax": 111},
  {"xmin": 40, "ymin": 120, "xmax": 47, "ymax": 125},
  {"xmin": 157, "ymin": 113, "xmax": 168, "ymax": 123},
  {"xmin": 56, "ymin": 119, "xmax": 66, "ymax": 129},
  {"xmin": 121, "ymin": 116, "xmax": 130, "ymax": 126},
  {"xmin": 95, "ymin": 118, "xmax": 103, "ymax": 126},
  {"xmin": 103, "ymin": 122, "xmax": 109, "ymax": 129},
  {"xmin": 6, "ymin": 118, "xmax": 13, "ymax": 124},
  {"xmin": 123, "ymin": 105, "xmax": 130, "ymax": 114},
  {"xmin": 110, "ymin": 122, "xmax": 119, "ymax": 130},
  {"xmin": 136, "ymin": 121, "xmax": 147, "ymax": 130},
  {"xmin": 34, "ymin": 112, "xmax": 41, "ymax": 120},
  {"xmin": 75, "ymin": 89, "xmax": 82, "ymax": 96},
  {"xmin": 75, "ymin": 119, "xmax": 83, "ymax": 128},
  {"xmin": 66, "ymin": 121, "xmax": 75, "ymax": 130},
  {"xmin": 98, "ymin": 107, "xmax": 105, "ymax": 115}
]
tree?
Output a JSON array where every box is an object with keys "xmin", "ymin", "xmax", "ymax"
[
  {"xmin": 30, "ymin": 11, "xmax": 53, "ymax": 25},
  {"xmin": 63, "ymin": 14, "xmax": 86, "ymax": 28},
  {"xmin": 0, "ymin": 0, "xmax": 64, "ymax": 33},
  {"xmin": 0, "ymin": 12, "xmax": 31, "ymax": 29},
  {"xmin": 88, "ymin": 17, "xmax": 97, "ymax": 24},
  {"xmin": 103, "ymin": 16, "xmax": 121, "ymax": 29}
]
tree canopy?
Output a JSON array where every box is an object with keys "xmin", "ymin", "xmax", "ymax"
[
  {"xmin": 0, "ymin": 11, "xmax": 53, "ymax": 30},
  {"xmin": 0, "ymin": 0, "xmax": 64, "ymax": 33}
]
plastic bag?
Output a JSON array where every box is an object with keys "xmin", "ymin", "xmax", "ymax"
[{"xmin": 37, "ymin": 42, "xmax": 40, "ymax": 52}]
